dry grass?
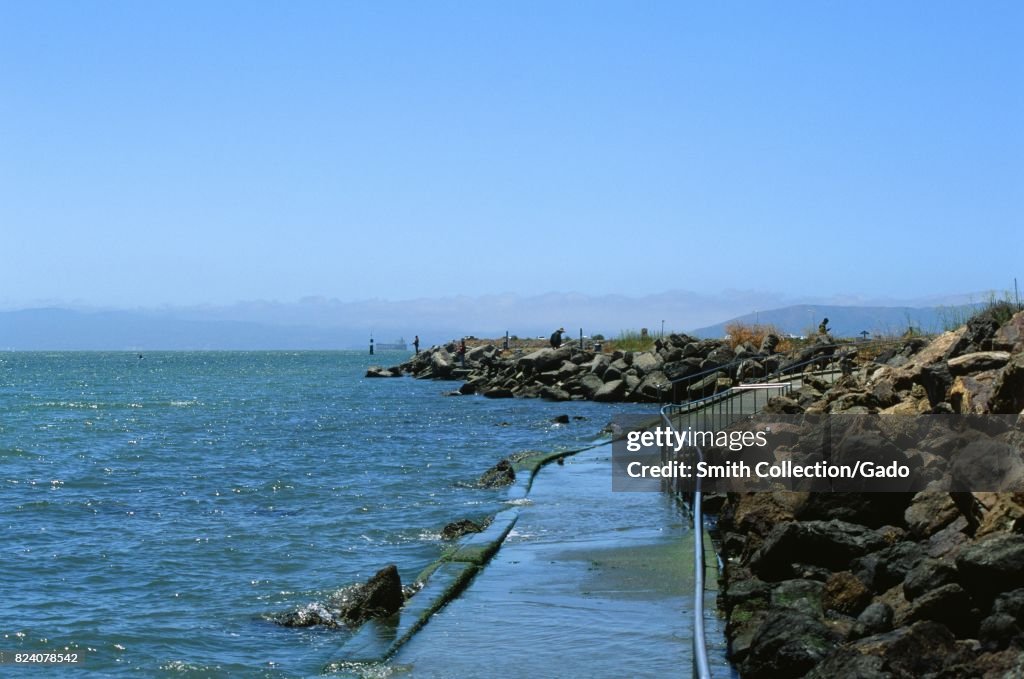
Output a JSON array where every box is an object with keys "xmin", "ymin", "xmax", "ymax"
[{"xmin": 724, "ymin": 322, "xmax": 795, "ymax": 353}]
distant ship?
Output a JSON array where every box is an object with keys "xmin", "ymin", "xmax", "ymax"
[{"xmin": 375, "ymin": 338, "xmax": 408, "ymax": 351}]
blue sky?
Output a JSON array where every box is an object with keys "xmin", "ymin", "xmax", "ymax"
[{"xmin": 1, "ymin": 2, "xmax": 1021, "ymax": 309}]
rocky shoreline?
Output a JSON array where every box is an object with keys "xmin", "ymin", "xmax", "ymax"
[
  {"xmin": 715, "ymin": 305, "xmax": 1024, "ymax": 677},
  {"xmin": 368, "ymin": 332, "xmax": 842, "ymax": 403}
]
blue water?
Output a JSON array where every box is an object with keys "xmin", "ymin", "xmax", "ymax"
[{"xmin": 0, "ymin": 351, "xmax": 639, "ymax": 676}]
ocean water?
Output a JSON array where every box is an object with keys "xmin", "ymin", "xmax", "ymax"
[{"xmin": 0, "ymin": 351, "xmax": 640, "ymax": 676}]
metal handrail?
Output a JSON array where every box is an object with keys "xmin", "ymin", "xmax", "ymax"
[{"xmin": 660, "ymin": 379, "xmax": 797, "ymax": 678}]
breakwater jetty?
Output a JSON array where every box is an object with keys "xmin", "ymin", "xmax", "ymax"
[
  {"xmin": 369, "ymin": 332, "xmax": 844, "ymax": 404},
  {"xmin": 713, "ymin": 305, "xmax": 1024, "ymax": 677}
]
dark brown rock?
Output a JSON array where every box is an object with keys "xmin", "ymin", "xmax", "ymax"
[
  {"xmin": 823, "ymin": 571, "xmax": 873, "ymax": 616},
  {"xmin": 441, "ymin": 518, "xmax": 484, "ymax": 540},
  {"xmin": 340, "ymin": 564, "xmax": 404, "ymax": 625},
  {"xmin": 741, "ymin": 609, "xmax": 834, "ymax": 679},
  {"xmin": 478, "ymin": 459, "xmax": 516, "ymax": 487}
]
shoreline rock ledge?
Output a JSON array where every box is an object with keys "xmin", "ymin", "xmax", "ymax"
[
  {"xmin": 377, "ymin": 333, "xmax": 783, "ymax": 403},
  {"xmin": 716, "ymin": 306, "xmax": 1024, "ymax": 678}
]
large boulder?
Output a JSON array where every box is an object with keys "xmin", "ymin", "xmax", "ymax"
[
  {"xmin": 805, "ymin": 621, "xmax": 959, "ymax": 679},
  {"xmin": 991, "ymin": 353, "xmax": 1024, "ymax": 414},
  {"xmin": 751, "ymin": 520, "xmax": 889, "ymax": 581},
  {"xmin": 947, "ymin": 351, "xmax": 1011, "ymax": 375},
  {"xmin": 478, "ymin": 459, "xmax": 516, "ymax": 487},
  {"xmin": 823, "ymin": 571, "xmax": 873, "ymax": 616},
  {"xmin": 741, "ymin": 609, "xmax": 834, "ymax": 679},
  {"xmin": 631, "ymin": 351, "xmax": 663, "ymax": 376},
  {"xmin": 593, "ymin": 379, "xmax": 626, "ymax": 402},
  {"xmin": 430, "ymin": 349, "xmax": 455, "ymax": 379},
  {"xmin": 992, "ymin": 310, "xmax": 1024, "ymax": 353},
  {"xmin": 340, "ymin": 564, "xmax": 405, "ymax": 626},
  {"xmin": 633, "ymin": 370, "xmax": 669, "ymax": 403},
  {"xmin": 517, "ymin": 347, "xmax": 571, "ymax": 373},
  {"xmin": 956, "ymin": 532, "xmax": 1024, "ymax": 601}
]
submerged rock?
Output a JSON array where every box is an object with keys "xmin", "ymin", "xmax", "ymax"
[
  {"xmin": 274, "ymin": 564, "xmax": 404, "ymax": 629},
  {"xmin": 478, "ymin": 459, "xmax": 516, "ymax": 488},
  {"xmin": 339, "ymin": 564, "xmax": 404, "ymax": 626},
  {"xmin": 441, "ymin": 518, "xmax": 484, "ymax": 540}
]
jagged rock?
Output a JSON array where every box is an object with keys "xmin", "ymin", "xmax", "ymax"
[
  {"xmin": 851, "ymin": 541, "xmax": 925, "ymax": 593},
  {"xmin": 587, "ymin": 354, "xmax": 611, "ymax": 376},
  {"xmin": 905, "ymin": 492, "xmax": 962, "ymax": 538},
  {"xmin": 899, "ymin": 583, "xmax": 974, "ymax": 635},
  {"xmin": 949, "ymin": 439, "xmax": 1024, "ymax": 494},
  {"xmin": 662, "ymin": 357, "xmax": 702, "ymax": 380},
  {"xmin": 992, "ymin": 587, "xmax": 1024, "ymax": 620},
  {"xmin": 719, "ymin": 577, "xmax": 772, "ymax": 614},
  {"xmin": 430, "ymin": 350, "xmax": 455, "ymax": 379},
  {"xmin": 466, "ymin": 344, "xmax": 496, "ymax": 365},
  {"xmin": 949, "ymin": 371, "xmax": 1000, "ymax": 413},
  {"xmin": 956, "ymin": 532, "xmax": 1024, "ymax": 601},
  {"xmin": 857, "ymin": 602, "xmax": 894, "ymax": 635},
  {"xmin": 805, "ymin": 621, "xmax": 959, "ymax": 679},
  {"xmin": 902, "ymin": 558, "xmax": 958, "ymax": 601},
  {"xmin": 741, "ymin": 609, "xmax": 834, "ymax": 679},
  {"xmin": 993, "ymin": 310, "xmax": 1024, "ymax": 353},
  {"xmin": 593, "ymin": 379, "xmax": 626, "ymax": 402},
  {"xmin": 631, "ymin": 351, "xmax": 662, "ymax": 375},
  {"xmin": 555, "ymin": 360, "xmax": 580, "ymax": 380},
  {"xmin": 551, "ymin": 414, "xmax": 570, "ymax": 424},
  {"xmin": 948, "ymin": 351, "xmax": 1011, "ymax": 375},
  {"xmin": 517, "ymin": 347, "xmax": 571, "ymax": 373},
  {"xmin": 687, "ymin": 371, "xmax": 727, "ymax": 399},
  {"xmin": 633, "ymin": 370, "xmax": 669, "ymax": 402},
  {"xmin": 572, "ymin": 373, "xmax": 605, "ymax": 399},
  {"xmin": 978, "ymin": 612, "xmax": 1021, "ymax": 651},
  {"xmin": 771, "ymin": 579, "xmax": 825, "ymax": 617},
  {"xmin": 797, "ymin": 492, "xmax": 914, "ymax": 528},
  {"xmin": 478, "ymin": 459, "xmax": 516, "ymax": 487},
  {"xmin": 951, "ymin": 304, "xmax": 1017, "ymax": 356},
  {"xmin": 991, "ymin": 353, "xmax": 1024, "ymax": 414},
  {"xmin": 823, "ymin": 571, "xmax": 872, "ymax": 616},
  {"xmin": 751, "ymin": 520, "xmax": 889, "ymax": 581},
  {"xmin": 441, "ymin": 518, "xmax": 484, "ymax": 540},
  {"xmin": 340, "ymin": 564, "xmax": 404, "ymax": 626},
  {"xmin": 722, "ymin": 492, "xmax": 807, "ymax": 536}
]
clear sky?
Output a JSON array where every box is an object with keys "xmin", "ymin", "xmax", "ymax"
[{"xmin": 1, "ymin": 2, "xmax": 1021, "ymax": 309}]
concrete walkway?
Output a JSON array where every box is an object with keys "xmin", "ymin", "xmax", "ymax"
[{"xmin": 389, "ymin": 444, "xmax": 734, "ymax": 678}]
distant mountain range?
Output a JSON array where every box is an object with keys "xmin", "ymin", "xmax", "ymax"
[
  {"xmin": 0, "ymin": 292, "xmax": 986, "ymax": 350},
  {"xmin": 689, "ymin": 304, "xmax": 978, "ymax": 339}
]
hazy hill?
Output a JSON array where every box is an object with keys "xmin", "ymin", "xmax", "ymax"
[
  {"xmin": 690, "ymin": 304, "xmax": 975, "ymax": 339},
  {"xmin": 0, "ymin": 294, "xmax": 983, "ymax": 350}
]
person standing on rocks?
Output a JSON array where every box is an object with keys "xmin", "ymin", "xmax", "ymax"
[
  {"xmin": 818, "ymin": 318, "xmax": 830, "ymax": 336},
  {"xmin": 457, "ymin": 338, "xmax": 467, "ymax": 367},
  {"xmin": 413, "ymin": 335, "xmax": 420, "ymax": 355},
  {"xmin": 549, "ymin": 328, "xmax": 564, "ymax": 348}
]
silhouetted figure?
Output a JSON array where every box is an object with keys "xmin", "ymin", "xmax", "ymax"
[
  {"xmin": 549, "ymin": 328, "xmax": 564, "ymax": 349},
  {"xmin": 413, "ymin": 335, "xmax": 420, "ymax": 355},
  {"xmin": 369, "ymin": 338, "xmax": 374, "ymax": 355},
  {"xmin": 818, "ymin": 318, "xmax": 830, "ymax": 335}
]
